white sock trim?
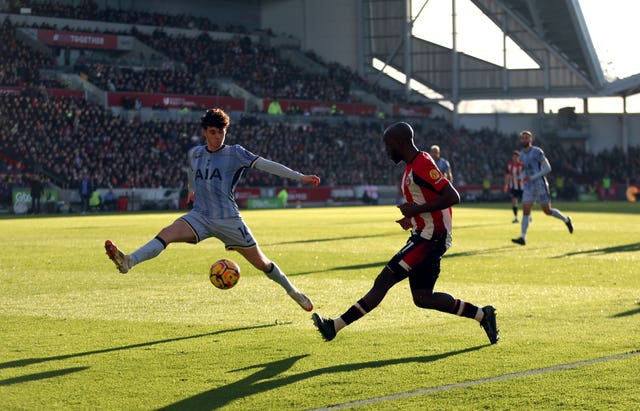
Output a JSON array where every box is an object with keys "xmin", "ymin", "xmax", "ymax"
[
  {"xmin": 475, "ymin": 307, "xmax": 484, "ymax": 322},
  {"xmin": 354, "ymin": 302, "xmax": 367, "ymax": 315}
]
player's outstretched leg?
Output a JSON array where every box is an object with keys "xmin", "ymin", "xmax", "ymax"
[
  {"xmin": 288, "ymin": 289, "xmax": 314, "ymax": 311},
  {"xmin": 480, "ymin": 305, "xmax": 499, "ymax": 344},
  {"xmin": 262, "ymin": 262, "xmax": 313, "ymax": 311},
  {"xmin": 311, "ymin": 313, "xmax": 337, "ymax": 341},
  {"xmin": 105, "ymin": 240, "xmax": 132, "ymax": 274}
]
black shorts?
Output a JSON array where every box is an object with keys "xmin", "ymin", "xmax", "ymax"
[
  {"xmin": 387, "ymin": 233, "xmax": 447, "ymax": 291},
  {"xmin": 510, "ymin": 188, "xmax": 523, "ymax": 200}
]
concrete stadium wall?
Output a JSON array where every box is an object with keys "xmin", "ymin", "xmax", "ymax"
[
  {"xmin": 261, "ymin": 0, "xmax": 360, "ymax": 69},
  {"xmin": 459, "ymin": 113, "xmax": 640, "ymax": 153},
  {"xmin": 586, "ymin": 114, "xmax": 640, "ymax": 152},
  {"xmin": 459, "ymin": 114, "xmax": 536, "ymax": 138}
]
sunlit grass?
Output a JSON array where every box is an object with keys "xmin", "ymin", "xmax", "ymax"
[{"xmin": 0, "ymin": 202, "xmax": 638, "ymax": 409}]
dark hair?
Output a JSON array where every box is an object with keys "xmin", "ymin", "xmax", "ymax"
[
  {"xmin": 383, "ymin": 122, "xmax": 414, "ymax": 141},
  {"xmin": 200, "ymin": 108, "xmax": 230, "ymax": 129}
]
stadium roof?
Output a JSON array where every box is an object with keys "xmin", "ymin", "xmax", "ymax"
[
  {"xmin": 363, "ymin": 0, "xmax": 640, "ymax": 102},
  {"xmin": 602, "ymin": 73, "xmax": 640, "ymax": 98}
]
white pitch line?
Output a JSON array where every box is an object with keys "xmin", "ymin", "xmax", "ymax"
[{"xmin": 308, "ymin": 350, "xmax": 639, "ymax": 411}]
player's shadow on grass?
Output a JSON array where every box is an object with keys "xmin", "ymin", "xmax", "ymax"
[
  {"xmin": 0, "ymin": 323, "xmax": 281, "ymax": 370},
  {"xmin": 293, "ymin": 261, "xmax": 387, "ymax": 276},
  {"xmin": 288, "ymin": 241, "xmax": 506, "ymax": 276},
  {"xmin": 0, "ymin": 367, "xmax": 89, "ymax": 386},
  {"xmin": 444, "ymin": 246, "xmax": 513, "ymax": 258},
  {"xmin": 552, "ymin": 242, "xmax": 640, "ymax": 258},
  {"xmin": 158, "ymin": 345, "xmax": 485, "ymax": 410},
  {"xmin": 610, "ymin": 304, "xmax": 640, "ymax": 318},
  {"xmin": 267, "ymin": 227, "xmax": 505, "ymax": 248},
  {"xmin": 292, "ymin": 247, "xmax": 514, "ymax": 276},
  {"xmin": 455, "ymin": 223, "xmax": 503, "ymax": 230},
  {"xmin": 265, "ymin": 232, "xmax": 396, "ymax": 246}
]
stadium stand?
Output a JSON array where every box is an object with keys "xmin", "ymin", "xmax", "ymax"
[
  {"xmin": 0, "ymin": 17, "xmax": 66, "ymax": 88},
  {"xmin": 4, "ymin": 0, "xmax": 242, "ymax": 33},
  {"xmin": 76, "ymin": 63, "xmax": 223, "ymax": 96},
  {"xmin": 0, "ymin": 3, "xmax": 638, "ymax": 212},
  {"xmin": 2, "ymin": 89, "xmax": 636, "ymax": 192},
  {"xmin": 130, "ymin": 30, "xmax": 356, "ymax": 103}
]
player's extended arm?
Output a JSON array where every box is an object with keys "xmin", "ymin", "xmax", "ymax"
[
  {"xmin": 526, "ymin": 157, "xmax": 552, "ymax": 182},
  {"xmin": 253, "ymin": 157, "xmax": 320, "ymax": 186}
]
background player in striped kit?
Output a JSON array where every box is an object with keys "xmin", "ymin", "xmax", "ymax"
[
  {"xmin": 105, "ymin": 108, "xmax": 320, "ymax": 311},
  {"xmin": 312, "ymin": 121, "xmax": 499, "ymax": 345},
  {"xmin": 504, "ymin": 150, "xmax": 524, "ymax": 223},
  {"xmin": 511, "ymin": 130, "xmax": 573, "ymax": 246}
]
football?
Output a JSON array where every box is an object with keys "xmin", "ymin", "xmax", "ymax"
[{"xmin": 209, "ymin": 259, "xmax": 241, "ymax": 289}]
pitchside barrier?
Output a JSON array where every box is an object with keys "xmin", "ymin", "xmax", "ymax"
[{"xmin": 6, "ymin": 183, "xmax": 634, "ymax": 215}]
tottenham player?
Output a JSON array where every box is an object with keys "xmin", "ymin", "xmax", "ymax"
[
  {"xmin": 504, "ymin": 150, "xmax": 524, "ymax": 223},
  {"xmin": 105, "ymin": 108, "xmax": 320, "ymax": 311},
  {"xmin": 429, "ymin": 144, "xmax": 453, "ymax": 182},
  {"xmin": 511, "ymin": 130, "xmax": 573, "ymax": 246},
  {"xmin": 312, "ymin": 122, "xmax": 499, "ymax": 345}
]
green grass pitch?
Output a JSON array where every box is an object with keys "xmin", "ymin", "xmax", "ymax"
[{"xmin": 0, "ymin": 202, "xmax": 638, "ymax": 410}]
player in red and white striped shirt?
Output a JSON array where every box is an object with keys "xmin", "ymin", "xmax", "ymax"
[
  {"xmin": 504, "ymin": 150, "xmax": 524, "ymax": 223},
  {"xmin": 312, "ymin": 122, "xmax": 499, "ymax": 345}
]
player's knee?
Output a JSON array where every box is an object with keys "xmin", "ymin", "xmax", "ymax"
[
  {"xmin": 250, "ymin": 258, "xmax": 271, "ymax": 272},
  {"xmin": 156, "ymin": 230, "xmax": 174, "ymax": 245},
  {"xmin": 413, "ymin": 295, "xmax": 436, "ymax": 309},
  {"xmin": 373, "ymin": 268, "xmax": 398, "ymax": 290}
]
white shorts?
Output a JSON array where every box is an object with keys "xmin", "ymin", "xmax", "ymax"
[
  {"xmin": 522, "ymin": 178, "xmax": 551, "ymax": 204},
  {"xmin": 180, "ymin": 210, "xmax": 257, "ymax": 250}
]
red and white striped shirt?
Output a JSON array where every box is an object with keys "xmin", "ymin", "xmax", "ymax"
[
  {"xmin": 505, "ymin": 160, "xmax": 524, "ymax": 190},
  {"xmin": 401, "ymin": 152, "xmax": 453, "ymax": 247}
]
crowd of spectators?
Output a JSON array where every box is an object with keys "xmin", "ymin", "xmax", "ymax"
[
  {"xmin": 2, "ymin": 4, "xmax": 405, "ymax": 105},
  {"xmin": 0, "ymin": 18, "xmax": 66, "ymax": 89},
  {"xmin": 412, "ymin": 126, "xmax": 640, "ymax": 199},
  {"xmin": 0, "ymin": 92, "xmax": 194, "ymax": 191},
  {"xmin": 77, "ymin": 63, "xmax": 224, "ymax": 96},
  {"xmin": 133, "ymin": 31, "xmax": 355, "ymax": 102},
  {"xmin": 2, "ymin": 90, "xmax": 638, "ymax": 203},
  {"xmin": 233, "ymin": 116, "xmax": 392, "ymax": 187},
  {"xmin": 2, "ymin": 16, "xmax": 372, "ymax": 103},
  {"xmin": 0, "ymin": 92, "xmax": 393, "ymax": 195},
  {"xmin": 3, "ymin": 0, "xmax": 251, "ymax": 34},
  {"xmin": 0, "ymin": 4, "xmax": 639, "ymax": 209},
  {"xmin": 305, "ymin": 51, "xmax": 410, "ymax": 105}
]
